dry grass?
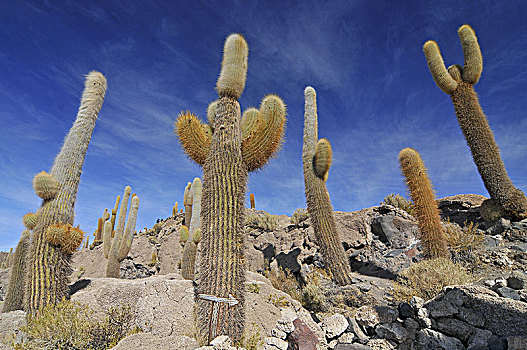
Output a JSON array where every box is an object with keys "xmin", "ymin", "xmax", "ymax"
[
  {"xmin": 381, "ymin": 193, "xmax": 414, "ymax": 216},
  {"xmin": 392, "ymin": 257, "xmax": 474, "ymax": 302}
]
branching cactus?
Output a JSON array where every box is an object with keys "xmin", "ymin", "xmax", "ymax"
[
  {"xmin": 25, "ymin": 71, "xmax": 106, "ymax": 315},
  {"xmin": 2, "ymin": 230, "xmax": 31, "ymax": 312},
  {"xmin": 399, "ymin": 148, "xmax": 448, "ymax": 259},
  {"xmin": 175, "ymin": 34, "xmax": 286, "ymax": 344},
  {"xmin": 103, "ymin": 186, "xmax": 140, "ymax": 278},
  {"xmin": 181, "ymin": 177, "xmax": 202, "ymax": 280},
  {"xmin": 302, "ymin": 86, "xmax": 352, "ymax": 286},
  {"xmin": 423, "ymin": 25, "xmax": 527, "ymax": 220},
  {"xmin": 172, "ymin": 202, "xmax": 179, "ymax": 217},
  {"xmin": 110, "ymin": 195, "xmax": 121, "ymax": 234}
]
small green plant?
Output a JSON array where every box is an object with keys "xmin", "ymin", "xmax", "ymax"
[
  {"xmin": 392, "ymin": 258, "xmax": 474, "ymax": 302},
  {"xmin": 247, "ymin": 282, "xmax": 260, "ymax": 294},
  {"xmin": 267, "ymin": 293, "xmax": 289, "ymax": 308},
  {"xmin": 14, "ymin": 299, "xmax": 140, "ymax": 350},
  {"xmin": 290, "ymin": 208, "xmax": 309, "ymax": 226},
  {"xmin": 300, "ymin": 282, "xmax": 326, "ymax": 312},
  {"xmin": 245, "ymin": 211, "xmax": 278, "ymax": 231},
  {"xmin": 381, "ymin": 193, "xmax": 414, "ymax": 216},
  {"xmin": 264, "ymin": 268, "xmax": 302, "ymax": 301},
  {"xmin": 237, "ymin": 323, "xmax": 263, "ymax": 350}
]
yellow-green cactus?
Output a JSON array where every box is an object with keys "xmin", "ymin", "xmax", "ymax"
[
  {"xmin": 249, "ymin": 193, "xmax": 255, "ymax": 209},
  {"xmin": 103, "ymin": 186, "xmax": 140, "ymax": 278},
  {"xmin": 424, "ymin": 25, "xmax": 527, "ymax": 220},
  {"xmin": 25, "ymin": 71, "xmax": 106, "ymax": 315},
  {"xmin": 302, "ymin": 86, "xmax": 352, "ymax": 286},
  {"xmin": 175, "ymin": 34, "xmax": 286, "ymax": 344},
  {"xmin": 2, "ymin": 230, "xmax": 31, "ymax": 312},
  {"xmin": 22, "ymin": 212, "xmax": 38, "ymax": 231},
  {"xmin": 32, "ymin": 171, "xmax": 59, "ymax": 200},
  {"xmin": 399, "ymin": 148, "xmax": 448, "ymax": 259},
  {"xmin": 179, "ymin": 225, "xmax": 189, "ymax": 244}
]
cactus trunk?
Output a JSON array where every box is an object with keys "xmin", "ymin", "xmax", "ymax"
[
  {"xmin": 25, "ymin": 72, "xmax": 106, "ymax": 315},
  {"xmin": 196, "ymin": 96, "xmax": 247, "ymax": 343},
  {"xmin": 2, "ymin": 230, "xmax": 31, "ymax": 312},
  {"xmin": 451, "ymin": 82, "xmax": 527, "ymax": 218},
  {"xmin": 302, "ymin": 87, "xmax": 352, "ymax": 286}
]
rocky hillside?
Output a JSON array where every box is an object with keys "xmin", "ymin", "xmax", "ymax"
[{"xmin": 1, "ymin": 194, "xmax": 527, "ymax": 349}]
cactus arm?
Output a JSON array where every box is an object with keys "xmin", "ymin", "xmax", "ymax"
[
  {"xmin": 181, "ymin": 178, "xmax": 202, "ymax": 280},
  {"xmin": 240, "ymin": 108, "xmax": 259, "ymax": 141},
  {"xmin": 183, "ymin": 182, "xmax": 193, "ymax": 227},
  {"xmin": 215, "ymin": 34, "xmax": 248, "ymax": 99},
  {"xmin": 175, "ymin": 111, "xmax": 212, "ymax": 166},
  {"xmin": 26, "ymin": 71, "xmax": 106, "ymax": 315},
  {"xmin": 458, "ymin": 25, "xmax": 482, "ymax": 84},
  {"xmin": 313, "ymin": 138, "xmax": 332, "ymax": 181},
  {"xmin": 207, "ymin": 100, "xmax": 218, "ymax": 131},
  {"xmin": 190, "ymin": 178, "xmax": 202, "ymax": 233},
  {"xmin": 302, "ymin": 86, "xmax": 352, "ymax": 286},
  {"xmin": 241, "ymin": 95, "xmax": 286, "ymax": 172},
  {"xmin": 117, "ymin": 195, "xmax": 139, "ymax": 262},
  {"xmin": 106, "ymin": 186, "xmax": 131, "ymax": 278},
  {"xmin": 103, "ymin": 219, "xmax": 112, "ymax": 259},
  {"xmin": 423, "ymin": 41, "xmax": 458, "ymax": 94},
  {"xmin": 399, "ymin": 148, "xmax": 448, "ymax": 259}
]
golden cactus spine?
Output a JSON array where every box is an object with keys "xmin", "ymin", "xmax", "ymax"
[
  {"xmin": 175, "ymin": 34, "xmax": 286, "ymax": 344},
  {"xmin": 103, "ymin": 186, "xmax": 140, "ymax": 278},
  {"xmin": 399, "ymin": 148, "xmax": 448, "ymax": 259},
  {"xmin": 2, "ymin": 230, "xmax": 31, "ymax": 312},
  {"xmin": 423, "ymin": 25, "xmax": 527, "ymax": 220},
  {"xmin": 25, "ymin": 71, "xmax": 106, "ymax": 315},
  {"xmin": 302, "ymin": 86, "xmax": 352, "ymax": 286}
]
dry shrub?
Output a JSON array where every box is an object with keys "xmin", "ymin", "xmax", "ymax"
[
  {"xmin": 392, "ymin": 257, "xmax": 474, "ymax": 302},
  {"xmin": 14, "ymin": 299, "xmax": 140, "ymax": 350},
  {"xmin": 246, "ymin": 211, "xmax": 278, "ymax": 231},
  {"xmin": 444, "ymin": 220, "xmax": 484, "ymax": 253},
  {"xmin": 381, "ymin": 193, "xmax": 414, "ymax": 216},
  {"xmin": 290, "ymin": 208, "xmax": 309, "ymax": 226}
]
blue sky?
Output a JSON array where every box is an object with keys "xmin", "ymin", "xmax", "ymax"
[{"xmin": 1, "ymin": 1, "xmax": 527, "ymax": 250}]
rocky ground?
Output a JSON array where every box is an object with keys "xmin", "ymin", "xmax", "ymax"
[{"xmin": 1, "ymin": 194, "xmax": 527, "ymax": 349}]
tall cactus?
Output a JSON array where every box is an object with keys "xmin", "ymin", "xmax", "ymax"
[
  {"xmin": 25, "ymin": 71, "xmax": 106, "ymax": 315},
  {"xmin": 399, "ymin": 148, "xmax": 448, "ymax": 259},
  {"xmin": 302, "ymin": 86, "xmax": 352, "ymax": 286},
  {"xmin": 181, "ymin": 177, "xmax": 202, "ymax": 280},
  {"xmin": 175, "ymin": 34, "xmax": 286, "ymax": 344},
  {"xmin": 103, "ymin": 186, "xmax": 140, "ymax": 278},
  {"xmin": 2, "ymin": 230, "xmax": 31, "ymax": 312},
  {"xmin": 423, "ymin": 25, "xmax": 527, "ymax": 221},
  {"xmin": 183, "ymin": 182, "xmax": 193, "ymax": 226}
]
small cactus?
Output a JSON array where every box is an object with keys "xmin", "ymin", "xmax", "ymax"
[
  {"xmin": 181, "ymin": 177, "xmax": 202, "ymax": 280},
  {"xmin": 32, "ymin": 171, "xmax": 59, "ymax": 200},
  {"xmin": 302, "ymin": 86, "xmax": 352, "ymax": 286},
  {"xmin": 423, "ymin": 25, "xmax": 527, "ymax": 220},
  {"xmin": 172, "ymin": 202, "xmax": 179, "ymax": 217},
  {"xmin": 22, "ymin": 212, "xmax": 39, "ymax": 231},
  {"xmin": 250, "ymin": 193, "xmax": 255, "ymax": 209},
  {"xmin": 2, "ymin": 230, "xmax": 31, "ymax": 312},
  {"xmin": 179, "ymin": 225, "xmax": 189, "ymax": 244},
  {"xmin": 103, "ymin": 186, "xmax": 140, "ymax": 278},
  {"xmin": 399, "ymin": 148, "xmax": 448, "ymax": 259}
]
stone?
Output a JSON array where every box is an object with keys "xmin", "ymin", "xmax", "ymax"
[
  {"xmin": 264, "ymin": 337, "xmax": 288, "ymax": 350},
  {"xmin": 337, "ymin": 333, "xmax": 355, "ymax": 344},
  {"xmin": 347, "ymin": 316, "xmax": 369, "ymax": 344},
  {"xmin": 287, "ymin": 318, "xmax": 319, "ymax": 350},
  {"xmin": 457, "ymin": 306, "xmax": 486, "ymax": 327},
  {"xmin": 402, "ymin": 318, "xmax": 419, "ymax": 340},
  {"xmin": 271, "ymin": 328, "xmax": 286, "ymax": 339},
  {"xmin": 415, "ymin": 329, "xmax": 465, "ymax": 350},
  {"xmin": 494, "ymin": 277, "xmax": 507, "ymax": 288},
  {"xmin": 467, "ymin": 328, "xmax": 492, "ymax": 350},
  {"xmin": 507, "ymin": 336, "xmax": 527, "ymax": 350},
  {"xmin": 157, "ymin": 230, "xmax": 183, "ymax": 274},
  {"xmin": 0, "ymin": 310, "xmax": 26, "ymax": 345},
  {"xmin": 113, "ymin": 334, "xmax": 199, "ymax": 350},
  {"xmin": 321, "ymin": 313, "xmax": 349, "ymax": 339},
  {"xmin": 507, "ymin": 271, "xmax": 527, "ymax": 290},
  {"xmin": 398, "ymin": 303, "xmax": 414, "ymax": 318},
  {"xmin": 433, "ymin": 317, "xmax": 474, "ymax": 342},
  {"xmin": 334, "ymin": 344, "xmax": 372, "ymax": 350},
  {"xmin": 371, "ymin": 216, "xmax": 399, "ymax": 246},
  {"xmin": 496, "ymin": 287, "xmax": 521, "ymax": 300},
  {"xmin": 355, "ymin": 305, "xmax": 380, "ymax": 330},
  {"xmin": 487, "ymin": 335, "xmax": 507, "ymax": 350},
  {"xmin": 409, "ymin": 296, "xmax": 424, "ymax": 309},
  {"xmin": 210, "ymin": 335, "xmax": 232, "ymax": 347},
  {"xmin": 374, "ymin": 322, "xmax": 409, "ymax": 342}
]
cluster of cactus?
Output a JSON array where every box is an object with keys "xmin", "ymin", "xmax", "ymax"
[
  {"xmin": 0, "ymin": 248, "xmax": 13, "ymax": 269},
  {"xmin": 103, "ymin": 186, "xmax": 140, "ymax": 278},
  {"xmin": 91, "ymin": 208, "xmax": 110, "ymax": 248},
  {"xmin": 172, "ymin": 202, "xmax": 179, "ymax": 217},
  {"xmin": 423, "ymin": 25, "xmax": 527, "ymax": 221},
  {"xmin": 302, "ymin": 86, "xmax": 352, "ymax": 286},
  {"xmin": 175, "ymin": 33, "xmax": 286, "ymax": 343},
  {"xmin": 399, "ymin": 148, "xmax": 448, "ymax": 259},
  {"xmin": 25, "ymin": 71, "xmax": 107, "ymax": 315},
  {"xmin": 180, "ymin": 177, "xmax": 202, "ymax": 280}
]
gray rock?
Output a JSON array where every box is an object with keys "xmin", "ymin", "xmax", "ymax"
[
  {"xmin": 375, "ymin": 322, "xmax": 409, "ymax": 342},
  {"xmin": 347, "ymin": 317, "xmax": 369, "ymax": 344},
  {"xmin": 507, "ymin": 271, "xmax": 527, "ymax": 290},
  {"xmin": 337, "ymin": 333, "xmax": 355, "ymax": 344},
  {"xmin": 113, "ymin": 334, "xmax": 199, "ymax": 350},
  {"xmin": 264, "ymin": 336, "xmax": 288, "ymax": 350},
  {"xmin": 433, "ymin": 317, "xmax": 474, "ymax": 342},
  {"xmin": 457, "ymin": 306, "xmax": 486, "ymax": 327},
  {"xmin": 494, "ymin": 277, "xmax": 507, "ymax": 288},
  {"xmin": 409, "ymin": 296, "xmax": 424, "ymax": 309},
  {"xmin": 496, "ymin": 286, "xmax": 521, "ymax": 300},
  {"xmin": 398, "ymin": 303, "xmax": 414, "ymax": 318},
  {"xmin": 507, "ymin": 336, "xmax": 527, "ymax": 350},
  {"xmin": 0, "ymin": 310, "xmax": 26, "ymax": 345},
  {"xmin": 467, "ymin": 328, "xmax": 492, "ymax": 350},
  {"xmin": 415, "ymin": 329, "xmax": 465, "ymax": 350},
  {"xmin": 334, "ymin": 344, "xmax": 372, "ymax": 350},
  {"xmin": 321, "ymin": 314, "xmax": 349, "ymax": 339}
]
